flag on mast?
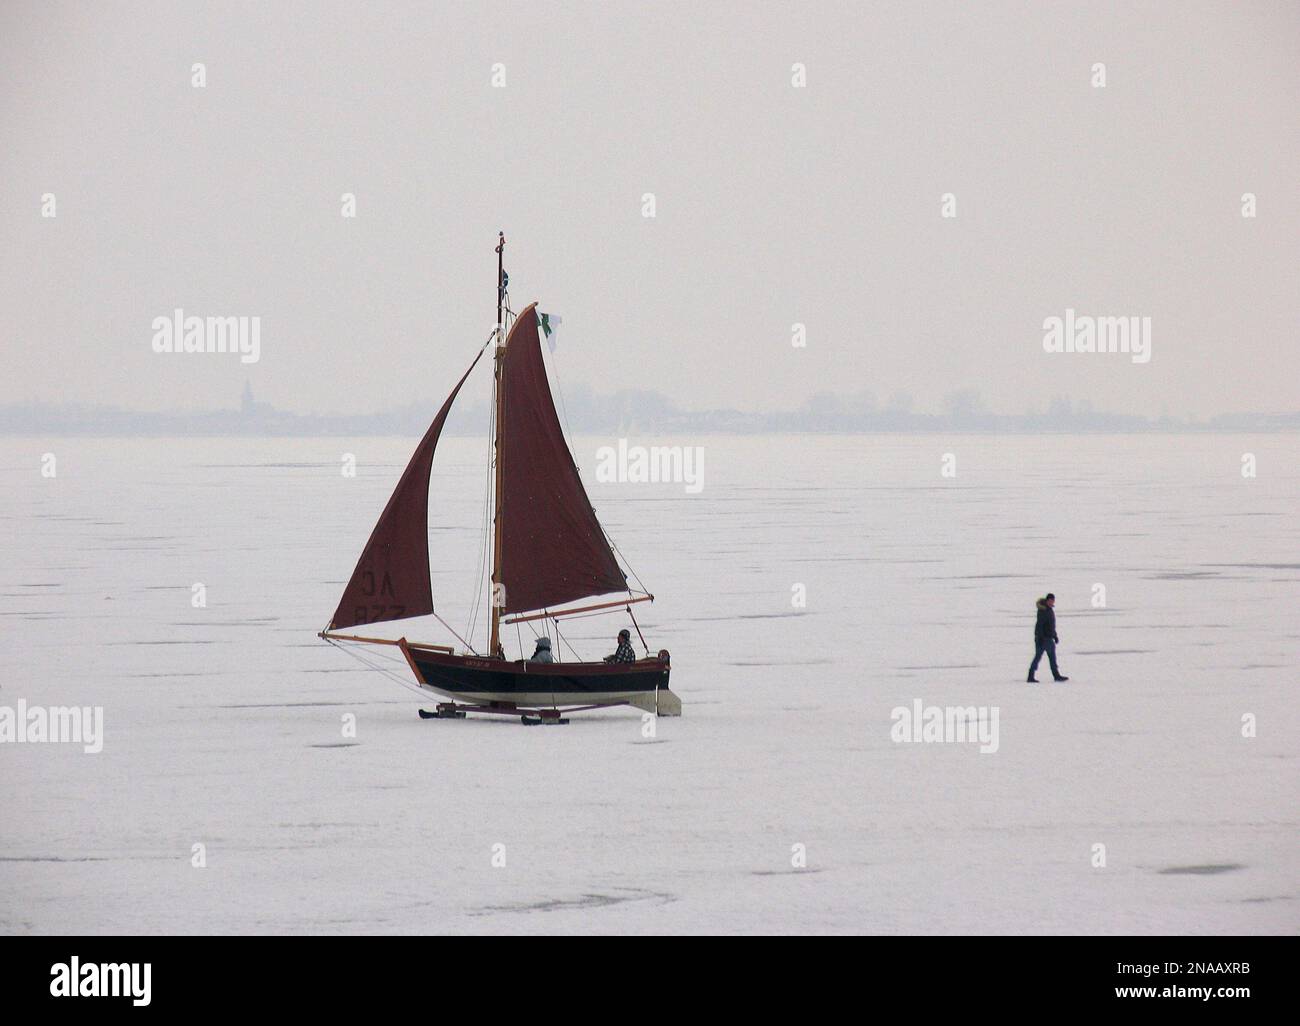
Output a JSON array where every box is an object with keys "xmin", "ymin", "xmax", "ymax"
[{"xmin": 537, "ymin": 311, "xmax": 562, "ymax": 352}]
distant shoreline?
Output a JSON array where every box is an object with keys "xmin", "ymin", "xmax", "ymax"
[
  {"xmin": 2, "ymin": 396, "xmax": 1297, "ymax": 437},
  {"xmin": 3, "ymin": 425, "xmax": 1297, "ymax": 438}
]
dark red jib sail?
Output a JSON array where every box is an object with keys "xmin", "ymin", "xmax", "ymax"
[
  {"xmin": 498, "ymin": 304, "xmax": 626, "ymax": 614},
  {"xmin": 329, "ymin": 351, "xmax": 482, "ymax": 630}
]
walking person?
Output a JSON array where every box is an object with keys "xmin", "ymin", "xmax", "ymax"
[{"xmin": 1028, "ymin": 593, "xmax": 1068, "ymax": 683}]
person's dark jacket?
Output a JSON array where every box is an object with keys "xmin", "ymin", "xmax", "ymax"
[
  {"xmin": 1034, "ymin": 599, "xmax": 1058, "ymax": 644},
  {"xmin": 604, "ymin": 639, "xmax": 636, "ymax": 664}
]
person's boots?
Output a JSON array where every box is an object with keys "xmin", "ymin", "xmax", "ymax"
[
  {"xmin": 1027, "ymin": 675, "xmax": 1039, "ymax": 683},
  {"xmin": 1053, "ymin": 674, "xmax": 1069, "ymax": 682}
]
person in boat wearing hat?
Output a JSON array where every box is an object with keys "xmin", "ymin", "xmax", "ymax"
[
  {"xmin": 528, "ymin": 636, "xmax": 554, "ymax": 664},
  {"xmin": 1028, "ymin": 593, "xmax": 1068, "ymax": 683},
  {"xmin": 604, "ymin": 628, "xmax": 637, "ymax": 664}
]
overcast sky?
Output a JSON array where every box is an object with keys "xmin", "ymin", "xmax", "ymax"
[{"xmin": 2, "ymin": 1, "xmax": 1297, "ymax": 418}]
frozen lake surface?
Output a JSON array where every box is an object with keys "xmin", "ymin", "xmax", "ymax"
[{"xmin": 1, "ymin": 433, "xmax": 1296, "ymax": 934}]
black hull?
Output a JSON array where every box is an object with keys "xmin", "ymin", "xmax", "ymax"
[{"xmin": 408, "ymin": 649, "xmax": 673, "ymax": 711}]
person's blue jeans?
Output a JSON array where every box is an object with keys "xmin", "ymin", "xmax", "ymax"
[{"xmin": 1029, "ymin": 638, "xmax": 1060, "ymax": 679}]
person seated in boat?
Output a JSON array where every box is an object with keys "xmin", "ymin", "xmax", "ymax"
[
  {"xmin": 603, "ymin": 628, "xmax": 637, "ymax": 664},
  {"xmin": 528, "ymin": 636, "xmax": 554, "ymax": 664}
]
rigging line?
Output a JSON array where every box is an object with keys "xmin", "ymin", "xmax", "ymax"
[
  {"xmin": 474, "ymin": 422, "xmax": 493, "ymax": 647},
  {"xmin": 557, "ymin": 623, "xmax": 584, "ymax": 662},
  {"xmin": 324, "ymin": 637, "xmax": 411, "ymax": 669},
  {"xmin": 483, "ymin": 348, "xmax": 499, "ymax": 622},
  {"xmin": 607, "ymin": 535, "xmax": 650, "ymax": 596},
  {"xmin": 343, "ymin": 648, "xmax": 420, "ymax": 697},
  {"xmin": 515, "ymin": 618, "xmax": 543, "ymax": 659},
  {"xmin": 540, "ymin": 319, "xmax": 597, "ymax": 518},
  {"xmin": 465, "ymin": 360, "xmax": 495, "ymax": 646},
  {"xmin": 545, "ymin": 328, "xmax": 580, "ymax": 472},
  {"xmin": 324, "ymin": 637, "xmax": 427, "ymax": 698},
  {"xmin": 433, "ymin": 610, "xmax": 476, "ymax": 655},
  {"xmin": 542, "ymin": 320, "xmax": 649, "ymax": 598},
  {"xmin": 465, "ymin": 465, "xmax": 486, "ymax": 645},
  {"xmin": 329, "ymin": 640, "xmax": 409, "ymax": 668},
  {"xmin": 427, "ymin": 329, "xmax": 495, "ymax": 650},
  {"xmin": 547, "ymin": 620, "xmax": 559, "ymax": 707},
  {"xmin": 627, "ymin": 604, "xmax": 650, "ymax": 657}
]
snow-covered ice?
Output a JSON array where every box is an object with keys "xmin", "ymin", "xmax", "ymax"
[{"xmin": 1, "ymin": 433, "xmax": 1295, "ymax": 933}]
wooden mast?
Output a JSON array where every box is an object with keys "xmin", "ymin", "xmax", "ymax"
[{"xmin": 489, "ymin": 231, "xmax": 506, "ymax": 658}]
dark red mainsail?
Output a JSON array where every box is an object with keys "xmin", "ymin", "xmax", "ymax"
[
  {"xmin": 497, "ymin": 304, "xmax": 626, "ymax": 614},
  {"xmin": 329, "ymin": 351, "xmax": 483, "ymax": 630}
]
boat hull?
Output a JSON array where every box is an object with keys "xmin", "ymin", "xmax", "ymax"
[{"xmin": 407, "ymin": 648, "xmax": 678, "ymax": 714}]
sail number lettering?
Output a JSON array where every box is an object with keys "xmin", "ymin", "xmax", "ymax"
[
  {"xmin": 360, "ymin": 570, "xmax": 396, "ymax": 598},
  {"xmin": 352, "ymin": 569, "xmax": 403, "ymax": 623},
  {"xmin": 353, "ymin": 604, "xmax": 406, "ymax": 624}
]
